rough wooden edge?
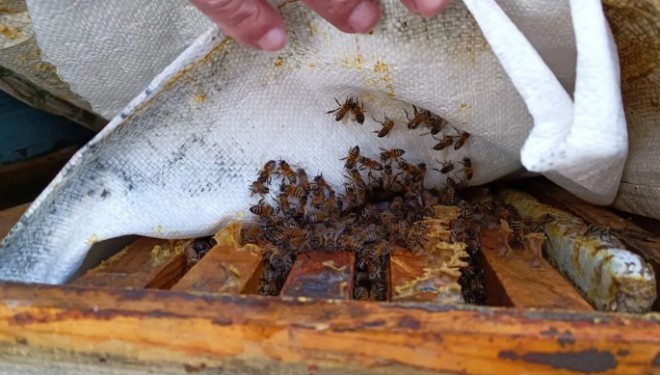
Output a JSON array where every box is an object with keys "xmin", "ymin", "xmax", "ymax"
[
  {"xmin": 0, "ymin": 283, "xmax": 658, "ymax": 375},
  {"xmin": 0, "ymin": 203, "xmax": 30, "ymax": 240},
  {"xmin": 281, "ymin": 251, "xmax": 355, "ymax": 300},
  {"xmin": 480, "ymin": 229, "xmax": 593, "ymax": 311},
  {"xmin": 525, "ymin": 180, "xmax": 660, "ymax": 310}
]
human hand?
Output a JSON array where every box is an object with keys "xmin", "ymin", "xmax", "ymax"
[{"xmin": 190, "ymin": 0, "xmax": 451, "ymax": 51}]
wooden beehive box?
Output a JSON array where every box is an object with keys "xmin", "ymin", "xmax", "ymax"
[{"xmin": 0, "ymin": 179, "xmax": 658, "ymax": 375}]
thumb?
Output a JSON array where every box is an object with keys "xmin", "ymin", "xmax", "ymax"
[{"xmin": 191, "ymin": 0, "xmax": 287, "ymax": 51}]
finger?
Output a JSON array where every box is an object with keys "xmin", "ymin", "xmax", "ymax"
[
  {"xmin": 191, "ymin": 0, "xmax": 287, "ymax": 51},
  {"xmin": 400, "ymin": 0, "xmax": 451, "ymax": 17},
  {"xmin": 301, "ymin": 0, "xmax": 381, "ymax": 34}
]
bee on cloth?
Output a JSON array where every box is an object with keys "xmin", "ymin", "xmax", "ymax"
[
  {"xmin": 454, "ymin": 130, "xmax": 471, "ymax": 150},
  {"xmin": 249, "ymin": 180, "xmax": 269, "ymax": 196},
  {"xmin": 459, "ymin": 157, "xmax": 474, "ymax": 180},
  {"xmin": 341, "ymin": 145, "xmax": 360, "ymax": 170},
  {"xmin": 278, "ymin": 160, "xmax": 297, "ymax": 184},
  {"xmin": 372, "ymin": 116, "xmax": 395, "ymax": 138},
  {"xmin": 404, "ymin": 105, "xmax": 431, "ymax": 129},
  {"xmin": 434, "ymin": 159, "xmax": 455, "ymax": 174},
  {"xmin": 379, "ymin": 148, "xmax": 405, "ymax": 164},
  {"xmin": 249, "ymin": 200, "xmax": 278, "ymax": 217},
  {"xmin": 257, "ymin": 160, "xmax": 277, "ymax": 183},
  {"xmin": 432, "ymin": 134, "xmax": 454, "ymax": 151},
  {"xmin": 327, "ymin": 97, "xmax": 364, "ymax": 124},
  {"xmin": 422, "ymin": 116, "xmax": 447, "ymax": 136}
]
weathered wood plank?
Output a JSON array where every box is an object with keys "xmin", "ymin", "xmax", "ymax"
[
  {"xmin": 0, "ymin": 283, "xmax": 658, "ymax": 375},
  {"xmin": 480, "ymin": 229, "xmax": 593, "ymax": 311},
  {"xmin": 72, "ymin": 238, "xmax": 190, "ymax": 289},
  {"xmin": 281, "ymin": 251, "xmax": 355, "ymax": 300},
  {"xmin": 170, "ymin": 244, "xmax": 263, "ymax": 294},
  {"xmin": 500, "ymin": 190, "xmax": 656, "ymax": 313},
  {"xmin": 390, "ymin": 248, "xmax": 463, "ymax": 304},
  {"xmin": 0, "ymin": 203, "xmax": 30, "ymax": 240},
  {"xmin": 527, "ymin": 180, "xmax": 660, "ymax": 310}
]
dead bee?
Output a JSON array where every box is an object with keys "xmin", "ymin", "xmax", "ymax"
[
  {"xmin": 327, "ymin": 97, "xmax": 354, "ymax": 122},
  {"xmin": 432, "ymin": 134, "xmax": 454, "ymax": 151},
  {"xmin": 380, "ymin": 148, "xmax": 405, "ymax": 164},
  {"xmin": 454, "ymin": 130, "xmax": 471, "ymax": 150},
  {"xmin": 459, "ymin": 157, "xmax": 474, "ymax": 180},
  {"xmin": 279, "ymin": 160, "xmax": 297, "ymax": 184},
  {"xmin": 249, "ymin": 200, "xmax": 278, "ymax": 217},
  {"xmin": 296, "ymin": 168, "xmax": 311, "ymax": 193},
  {"xmin": 249, "ymin": 180, "xmax": 269, "ymax": 196},
  {"xmin": 350, "ymin": 98, "xmax": 366, "ymax": 124},
  {"xmin": 405, "ymin": 105, "xmax": 431, "ymax": 129},
  {"xmin": 258, "ymin": 160, "xmax": 277, "ymax": 183},
  {"xmin": 373, "ymin": 116, "xmax": 395, "ymax": 138},
  {"xmin": 434, "ymin": 160, "xmax": 455, "ymax": 174},
  {"xmin": 341, "ymin": 145, "xmax": 360, "ymax": 170}
]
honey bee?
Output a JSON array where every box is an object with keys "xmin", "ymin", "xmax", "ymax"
[
  {"xmin": 279, "ymin": 160, "xmax": 297, "ymax": 184},
  {"xmin": 341, "ymin": 186, "xmax": 356, "ymax": 209},
  {"xmin": 459, "ymin": 157, "xmax": 474, "ymax": 180},
  {"xmin": 340, "ymin": 145, "xmax": 360, "ymax": 170},
  {"xmin": 249, "ymin": 180, "xmax": 269, "ymax": 196},
  {"xmin": 432, "ymin": 134, "xmax": 454, "ymax": 151},
  {"xmin": 347, "ymin": 168, "xmax": 367, "ymax": 191},
  {"xmin": 314, "ymin": 173, "xmax": 330, "ymax": 190},
  {"xmin": 358, "ymin": 156, "xmax": 384, "ymax": 175},
  {"xmin": 311, "ymin": 185, "xmax": 325, "ymax": 209},
  {"xmin": 258, "ymin": 160, "xmax": 277, "ymax": 183},
  {"xmin": 373, "ymin": 116, "xmax": 395, "ymax": 138},
  {"xmin": 390, "ymin": 196, "xmax": 404, "ymax": 212},
  {"xmin": 423, "ymin": 116, "xmax": 447, "ymax": 136},
  {"xmin": 282, "ymin": 183, "xmax": 307, "ymax": 199},
  {"xmin": 306, "ymin": 210, "xmax": 329, "ymax": 223},
  {"xmin": 382, "ymin": 164, "xmax": 394, "ymax": 190},
  {"xmin": 454, "ymin": 130, "xmax": 471, "ymax": 150},
  {"xmin": 434, "ymin": 160, "xmax": 455, "ymax": 174},
  {"xmin": 295, "ymin": 196, "xmax": 308, "ymax": 220},
  {"xmin": 327, "ymin": 97, "xmax": 354, "ymax": 122},
  {"xmin": 355, "ymin": 185, "xmax": 367, "ymax": 205},
  {"xmin": 278, "ymin": 192, "xmax": 291, "ymax": 214},
  {"xmin": 324, "ymin": 191, "xmax": 337, "ymax": 213},
  {"xmin": 350, "ymin": 98, "xmax": 366, "ymax": 124},
  {"xmin": 249, "ymin": 200, "xmax": 278, "ymax": 217},
  {"xmin": 405, "ymin": 105, "xmax": 431, "ymax": 129},
  {"xmin": 297, "ymin": 168, "xmax": 311, "ymax": 193},
  {"xmin": 240, "ymin": 224, "xmax": 263, "ymax": 245},
  {"xmin": 340, "ymin": 235, "xmax": 364, "ymax": 252},
  {"xmin": 380, "ymin": 148, "xmax": 405, "ymax": 164},
  {"xmin": 495, "ymin": 206, "xmax": 513, "ymax": 221},
  {"xmin": 440, "ymin": 183, "xmax": 456, "ymax": 205}
]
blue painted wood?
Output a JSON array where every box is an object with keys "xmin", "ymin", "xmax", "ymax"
[{"xmin": 0, "ymin": 90, "xmax": 93, "ymax": 165}]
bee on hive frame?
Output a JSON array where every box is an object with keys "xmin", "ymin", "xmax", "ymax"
[
  {"xmin": 372, "ymin": 116, "xmax": 395, "ymax": 138},
  {"xmin": 405, "ymin": 105, "xmax": 431, "ymax": 129}
]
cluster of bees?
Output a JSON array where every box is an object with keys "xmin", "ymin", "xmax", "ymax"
[
  {"xmin": 231, "ymin": 98, "xmax": 554, "ymax": 304},
  {"xmin": 328, "ymin": 97, "xmax": 474, "ymax": 184}
]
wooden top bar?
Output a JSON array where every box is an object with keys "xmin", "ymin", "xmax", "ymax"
[{"xmin": 0, "ymin": 283, "xmax": 657, "ymax": 375}]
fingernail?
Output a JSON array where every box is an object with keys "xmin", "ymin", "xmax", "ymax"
[
  {"xmin": 257, "ymin": 28, "xmax": 287, "ymax": 51},
  {"xmin": 414, "ymin": 0, "xmax": 445, "ymax": 16},
  {"xmin": 349, "ymin": 1, "xmax": 380, "ymax": 33}
]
